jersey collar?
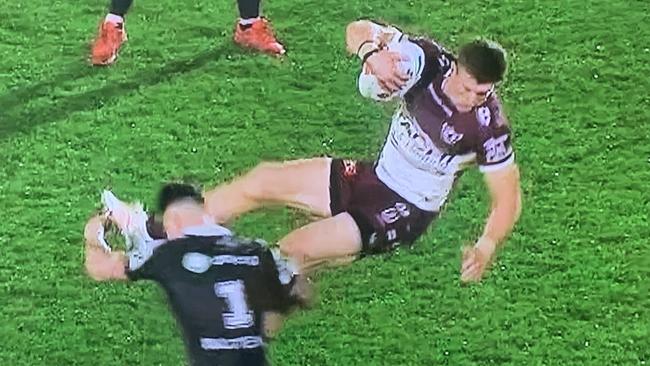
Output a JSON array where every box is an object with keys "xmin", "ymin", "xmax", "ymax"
[{"xmin": 182, "ymin": 223, "xmax": 232, "ymax": 237}]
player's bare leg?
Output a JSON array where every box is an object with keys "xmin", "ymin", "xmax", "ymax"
[
  {"xmin": 204, "ymin": 158, "xmax": 332, "ymax": 223},
  {"xmin": 262, "ymin": 213, "xmax": 362, "ymax": 337},
  {"xmin": 279, "ymin": 212, "xmax": 362, "ymax": 274}
]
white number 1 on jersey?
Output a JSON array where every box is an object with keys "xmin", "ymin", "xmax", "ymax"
[{"xmin": 214, "ymin": 280, "xmax": 254, "ymax": 329}]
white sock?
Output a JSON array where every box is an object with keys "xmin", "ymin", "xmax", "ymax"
[
  {"xmin": 105, "ymin": 13, "xmax": 124, "ymax": 24},
  {"xmin": 239, "ymin": 17, "xmax": 260, "ymax": 26}
]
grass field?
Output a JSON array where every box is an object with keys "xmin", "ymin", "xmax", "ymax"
[{"xmin": 1, "ymin": 0, "xmax": 649, "ymax": 365}]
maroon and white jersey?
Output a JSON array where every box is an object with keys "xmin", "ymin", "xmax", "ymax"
[{"xmin": 371, "ymin": 34, "xmax": 515, "ymax": 212}]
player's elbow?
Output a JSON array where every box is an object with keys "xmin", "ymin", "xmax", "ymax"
[{"xmin": 346, "ymin": 20, "xmax": 372, "ymax": 54}]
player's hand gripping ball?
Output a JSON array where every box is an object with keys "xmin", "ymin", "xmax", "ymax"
[{"xmin": 358, "ymin": 40, "xmax": 422, "ymax": 101}]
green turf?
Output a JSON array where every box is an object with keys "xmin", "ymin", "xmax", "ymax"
[{"xmin": 1, "ymin": 0, "xmax": 649, "ymax": 364}]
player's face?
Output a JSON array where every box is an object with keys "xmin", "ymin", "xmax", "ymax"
[{"xmin": 449, "ymin": 65, "xmax": 494, "ymax": 111}]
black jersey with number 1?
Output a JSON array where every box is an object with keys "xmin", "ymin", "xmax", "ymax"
[{"xmin": 127, "ymin": 234, "xmax": 294, "ymax": 366}]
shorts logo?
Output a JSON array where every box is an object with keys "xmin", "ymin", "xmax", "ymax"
[
  {"xmin": 440, "ymin": 122, "xmax": 463, "ymax": 145},
  {"xmin": 386, "ymin": 229, "xmax": 398, "ymax": 241},
  {"xmin": 368, "ymin": 232, "xmax": 378, "ymax": 246},
  {"xmin": 380, "ymin": 202, "xmax": 411, "ymax": 224},
  {"xmin": 342, "ymin": 159, "xmax": 358, "ymax": 178}
]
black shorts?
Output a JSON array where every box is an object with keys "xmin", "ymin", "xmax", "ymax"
[
  {"xmin": 329, "ymin": 159, "xmax": 438, "ymax": 255},
  {"xmin": 190, "ymin": 348, "xmax": 267, "ymax": 366}
]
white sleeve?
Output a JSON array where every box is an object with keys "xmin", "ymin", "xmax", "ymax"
[{"xmin": 368, "ymin": 22, "xmax": 405, "ymax": 47}]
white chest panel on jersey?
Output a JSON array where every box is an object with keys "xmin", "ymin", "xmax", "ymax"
[{"xmin": 375, "ymin": 104, "xmax": 475, "ymax": 212}]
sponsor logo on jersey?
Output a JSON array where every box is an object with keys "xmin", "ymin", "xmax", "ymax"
[
  {"xmin": 182, "ymin": 253, "xmax": 260, "ymax": 273},
  {"xmin": 477, "ymin": 106, "xmax": 491, "ymax": 127},
  {"xmin": 211, "ymin": 255, "xmax": 260, "ymax": 266},
  {"xmin": 200, "ymin": 336, "xmax": 264, "ymax": 350},
  {"xmin": 483, "ymin": 135, "xmax": 511, "ymax": 163},
  {"xmin": 182, "ymin": 252, "xmax": 212, "ymax": 273},
  {"xmin": 440, "ymin": 122, "xmax": 464, "ymax": 145},
  {"xmin": 387, "ymin": 111, "xmax": 458, "ymax": 175}
]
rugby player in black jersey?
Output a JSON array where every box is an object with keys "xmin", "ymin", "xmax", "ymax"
[{"xmin": 83, "ymin": 183, "xmax": 308, "ymax": 366}]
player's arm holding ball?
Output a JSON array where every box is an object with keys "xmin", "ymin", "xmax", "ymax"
[{"xmin": 345, "ymin": 20, "xmax": 424, "ymax": 100}]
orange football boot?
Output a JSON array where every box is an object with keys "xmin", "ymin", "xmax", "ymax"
[
  {"xmin": 91, "ymin": 20, "xmax": 127, "ymax": 66},
  {"xmin": 233, "ymin": 18, "xmax": 285, "ymax": 55}
]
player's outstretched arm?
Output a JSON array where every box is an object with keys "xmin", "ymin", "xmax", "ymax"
[
  {"xmin": 461, "ymin": 164, "xmax": 522, "ymax": 282},
  {"xmin": 83, "ymin": 215, "xmax": 129, "ymax": 281}
]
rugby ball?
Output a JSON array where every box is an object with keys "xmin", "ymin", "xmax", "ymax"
[
  {"xmin": 358, "ymin": 61, "xmax": 411, "ymax": 101},
  {"xmin": 357, "ymin": 40, "xmax": 423, "ymax": 101}
]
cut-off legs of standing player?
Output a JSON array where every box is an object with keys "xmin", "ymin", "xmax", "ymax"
[
  {"xmin": 90, "ymin": 0, "xmax": 284, "ymax": 66},
  {"xmin": 83, "ymin": 183, "xmax": 309, "ymax": 365},
  {"xmin": 202, "ymin": 20, "xmax": 522, "ymax": 282}
]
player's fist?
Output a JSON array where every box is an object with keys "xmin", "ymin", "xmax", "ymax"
[{"xmin": 460, "ymin": 237, "xmax": 497, "ymax": 283}]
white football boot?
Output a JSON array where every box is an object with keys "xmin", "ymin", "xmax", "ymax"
[{"xmin": 101, "ymin": 190, "xmax": 154, "ymax": 247}]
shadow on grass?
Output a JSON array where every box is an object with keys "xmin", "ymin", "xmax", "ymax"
[{"xmin": 0, "ymin": 44, "xmax": 228, "ymax": 140}]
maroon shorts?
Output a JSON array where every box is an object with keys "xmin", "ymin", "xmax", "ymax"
[{"xmin": 329, "ymin": 159, "xmax": 438, "ymax": 255}]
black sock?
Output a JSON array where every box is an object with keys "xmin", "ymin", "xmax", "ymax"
[
  {"xmin": 237, "ymin": 0, "xmax": 261, "ymax": 20},
  {"xmin": 109, "ymin": 0, "xmax": 134, "ymax": 17}
]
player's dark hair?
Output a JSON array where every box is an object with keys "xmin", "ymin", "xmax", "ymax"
[
  {"xmin": 457, "ymin": 40, "xmax": 507, "ymax": 84},
  {"xmin": 157, "ymin": 182, "xmax": 203, "ymax": 213}
]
